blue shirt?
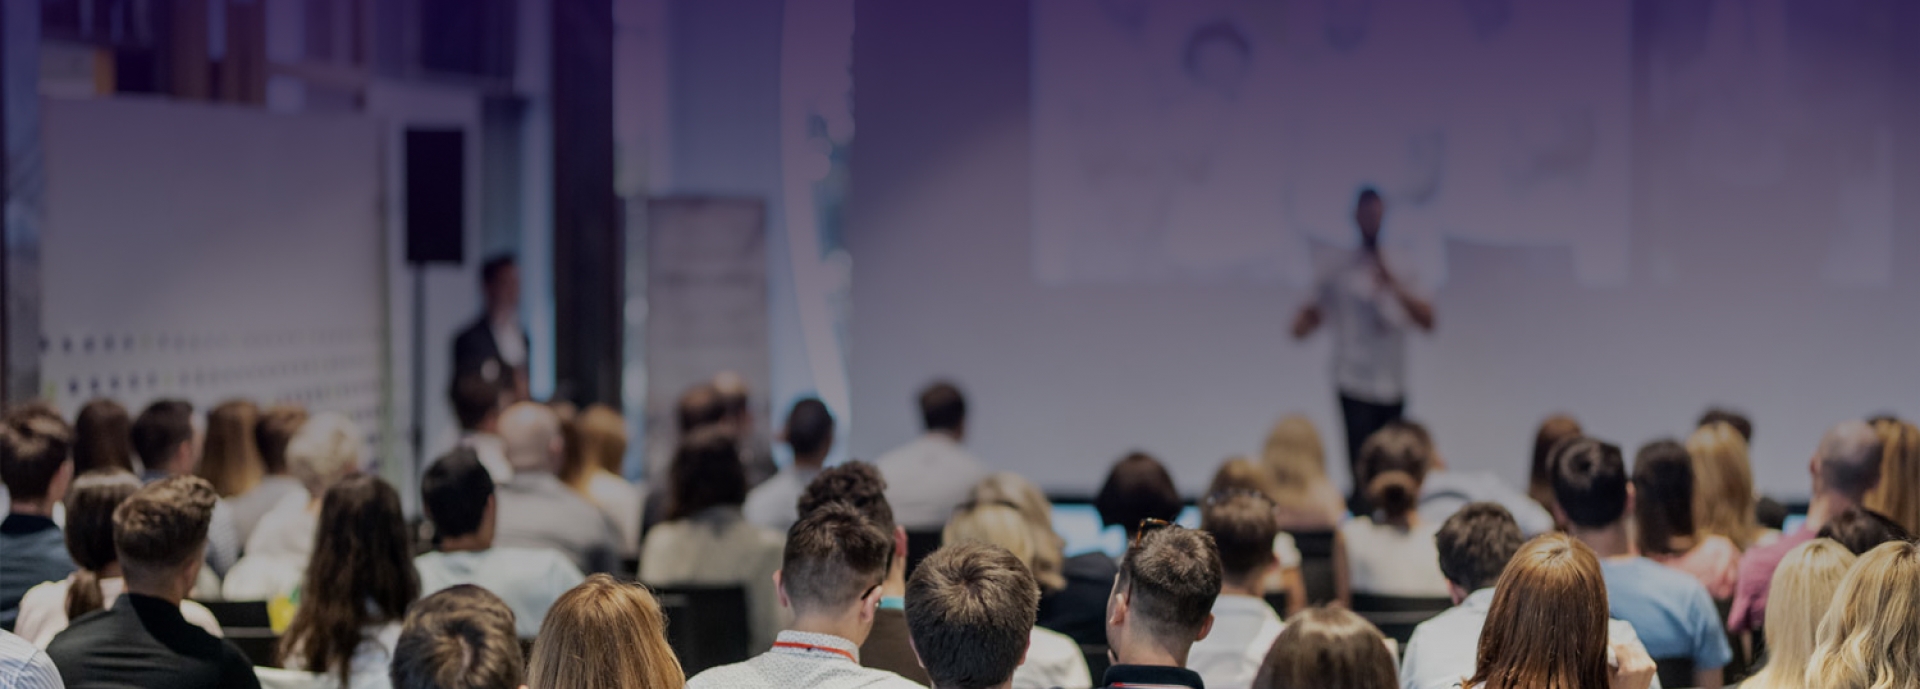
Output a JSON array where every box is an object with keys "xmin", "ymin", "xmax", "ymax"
[
  {"xmin": 0, "ymin": 628, "xmax": 61, "ymax": 689},
  {"xmin": 1598, "ymin": 557, "xmax": 1731, "ymax": 670},
  {"xmin": 0, "ymin": 515, "xmax": 76, "ymax": 629}
]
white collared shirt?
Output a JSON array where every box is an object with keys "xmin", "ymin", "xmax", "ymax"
[
  {"xmin": 1312, "ymin": 247, "xmax": 1425, "ymax": 403},
  {"xmin": 687, "ymin": 631, "xmax": 923, "ymax": 689},
  {"xmin": 1015, "ymin": 626, "xmax": 1094, "ymax": 689},
  {"xmin": 874, "ymin": 434, "xmax": 990, "ymax": 530},
  {"xmin": 1188, "ymin": 595, "xmax": 1285, "ymax": 689},
  {"xmin": 415, "ymin": 548, "xmax": 585, "ymax": 637},
  {"xmin": 1400, "ymin": 588, "xmax": 1661, "ymax": 689}
]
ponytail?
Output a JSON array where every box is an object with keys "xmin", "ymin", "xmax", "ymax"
[
  {"xmin": 66, "ymin": 569, "xmax": 106, "ymax": 620},
  {"xmin": 1367, "ymin": 471, "xmax": 1420, "ymax": 519}
]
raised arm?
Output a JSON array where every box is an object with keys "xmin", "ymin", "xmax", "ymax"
[
  {"xmin": 1371, "ymin": 258, "xmax": 1435, "ymax": 332},
  {"xmin": 1291, "ymin": 304, "xmax": 1323, "ymax": 340}
]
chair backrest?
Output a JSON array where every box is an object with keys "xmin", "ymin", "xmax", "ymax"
[
  {"xmin": 1654, "ymin": 657, "xmax": 1696, "ymax": 689},
  {"xmin": 1080, "ymin": 643, "xmax": 1111, "ymax": 685},
  {"xmin": 1348, "ymin": 594, "xmax": 1453, "ymax": 647},
  {"xmin": 1262, "ymin": 590, "xmax": 1290, "ymax": 621},
  {"xmin": 651, "ymin": 584, "xmax": 752, "ymax": 676},
  {"xmin": 905, "ymin": 529, "xmax": 944, "ymax": 577},
  {"xmin": 1287, "ymin": 530, "xmax": 1341, "ymax": 606},
  {"xmin": 200, "ymin": 600, "xmax": 280, "ymax": 667}
]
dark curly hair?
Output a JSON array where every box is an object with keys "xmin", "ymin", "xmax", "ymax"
[{"xmin": 797, "ymin": 461, "xmax": 895, "ymax": 535}]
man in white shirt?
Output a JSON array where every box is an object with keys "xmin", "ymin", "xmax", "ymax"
[
  {"xmin": 1190, "ymin": 493, "xmax": 1286, "ymax": 689},
  {"xmin": 743, "ymin": 398, "xmax": 835, "ymax": 533},
  {"xmin": 130, "ymin": 401, "xmax": 240, "ymax": 577},
  {"xmin": 492, "ymin": 403, "xmax": 626, "ymax": 575},
  {"xmin": 874, "ymin": 381, "xmax": 989, "ymax": 531},
  {"xmin": 686, "ymin": 503, "xmax": 920, "ymax": 689},
  {"xmin": 906, "ymin": 542, "xmax": 1047, "ymax": 689},
  {"xmin": 416, "ymin": 448, "xmax": 584, "ymax": 638},
  {"xmin": 1290, "ymin": 188, "xmax": 1436, "ymax": 515}
]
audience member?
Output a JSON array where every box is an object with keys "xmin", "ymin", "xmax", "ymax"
[
  {"xmin": 1258, "ymin": 414, "xmax": 1347, "ymax": 530},
  {"xmin": 943, "ymin": 503, "xmax": 1092, "ymax": 689},
  {"xmin": 453, "ymin": 253, "xmax": 530, "ymax": 401},
  {"xmin": 1727, "ymin": 420, "xmax": 1882, "ymax": 634},
  {"xmin": 905, "ymin": 542, "xmax": 1047, "ymax": 689},
  {"xmin": 1696, "ymin": 408, "xmax": 1753, "ymax": 444},
  {"xmin": 132, "ymin": 400, "xmax": 241, "ymax": 576},
  {"xmin": 226, "ymin": 404, "xmax": 308, "ymax": 548},
  {"xmin": 743, "ymin": 398, "xmax": 835, "ymax": 533},
  {"xmin": 875, "ymin": 380, "xmax": 990, "ymax": 531},
  {"xmin": 686, "ymin": 503, "xmax": 920, "ymax": 689},
  {"xmin": 1, "ymin": 406, "xmax": 76, "ymax": 629},
  {"xmin": 1805, "ymin": 541, "xmax": 1920, "ymax": 689},
  {"xmin": 1096, "ymin": 452, "xmax": 1185, "ymax": 545},
  {"xmin": 713, "ymin": 371, "xmax": 779, "ymax": 488},
  {"xmin": 195, "ymin": 400, "xmax": 262, "ymax": 498},
  {"xmin": 526, "ymin": 574, "xmax": 683, "ymax": 689},
  {"xmin": 792, "ymin": 461, "xmax": 922, "ymax": 684},
  {"xmin": 46, "ymin": 476, "xmax": 259, "ymax": 688},
  {"xmin": 1738, "ymin": 539, "xmax": 1855, "ymax": 689},
  {"xmin": 1206, "ymin": 458, "xmax": 1305, "ymax": 612},
  {"xmin": 223, "ymin": 412, "xmax": 365, "ymax": 600},
  {"xmin": 14, "ymin": 471, "xmax": 219, "ymax": 647},
  {"xmin": 1250, "ymin": 607, "xmax": 1394, "ymax": 689},
  {"xmin": 1461, "ymin": 534, "xmax": 1656, "ymax": 689},
  {"xmin": 971, "ymin": 473, "xmax": 1099, "ymax": 639},
  {"xmin": 1815, "ymin": 505, "xmax": 1911, "ymax": 556},
  {"xmin": 1342, "ymin": 425, "xmax": 1448, "ymax": 596},
  {"xmin": 641, "ymin": 427, "xmax": 786, "ymax": 652},
  {"xmin": 388, "ymin": 585, "xmax": 524, "ymax": 689},
  {"xmin": 492, "ymin": 402, "xmax": 625, "ymax": 575},
  {"xmin": 1526, "ymin": 414, "xmax": 1582, "ymax": 517},
  {"xmin": 417, "ymin": 448, "xmax": 583, "ymax": 637},
  {"xmin": 1864, "ymin": 417, "xmax": 1918, "ymax": 533},
  {"xmin": 1551, "ymin": 437, "xmax": 1729, "ymax": 689},
  {"xmin": 279, "ymin": 475, "xmax": 419, "ymax": 689},
  {"xmin": 1632, "ymin": 440, "xmax": 1739, "ymax": 599},
  {"xmin": 449, "ymin": 375, "xmax": 514, "ymax": 484},
  {"xmin": 1190, "ymin": 492, "xmax": 1286, "ymax": 689},
  {"xmin": 0, "ymin": 627, "xmax": 60, "ymax": 688},
  {"xmin": 559, "ymin": 404, "xmax": 643, "ymax": 550},
  {"xmin": 72, "ymin": 399, "xmax": 134, "ymax": 475},
  {"xmin": 640, "ymin": 382, "xmax": 731, "ymax": 533},
  {"xmin": 1403, "ymin": 420, "xmax": 1553, "ymax": 536},
  {"xmin": 1100, "ymin": 525, "xmax": 1223, "ymax": 689},
  {"xmin": 1686, "ymin": 421, "xmax": 1764, "ymax": 549}
]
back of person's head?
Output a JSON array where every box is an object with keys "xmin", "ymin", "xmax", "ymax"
[
  {"xmin": 1251, "ymin": 606, "xmax": 1395, "ymax": 689},
  {"xmin": 967, "ymin": 473, "xmax": 1065, "ymax": 592},
  {"xmin": 1207, "ymin": 457, "xmax": 1281, "ymax": 503},
  {"xmin": 527, "ymin": 574, "xmax": 683, "ymax": 689},
  {"xmin": 1687, "ymin": 421, "xmax": 1760, "ymax": 548},
  {"xmin": 1817, "ymin": 506, "xmax": 1912, "ymax": 556},
  {"xmin": 1631, "ymin": 440, "xmax": 1698, "ymax": 557},
  {"xmin": 1866, "ymin": 417, "xmax": 1920, "ymax": 534},
  {"xmin": 944, "ymin": 503, "xmax": 1040, "ymax": 571},
  {"xmin": 480, "ymin": 253, "xmax": 517, "ymax": 294},
  {"xmin": 1815, "ymin": 419, "xmax": 1885, "ymax": 501},
  {"xmin": 498, "ymin": 402, "xmax": 562, "ymax": 474},
  {"xmin": 1529, "ymin": 414, "xmax": 1583, "ymax": 507},
  {"xmin": 712, "ymin": 371, "xmax": 752, "ymax": 422},
  {"xmin": 73, "ymin": 398, "xmax": 135, "ymax": 474},
  {"xmin": 1434, "ymin": 502, "xmax": 1524, "ymax": 594},
  {"xmin": 1201, "ymin": 491, "xmax": 1281, "ymax": 585},
  {"xmin": 1806, "ymin": 540, "xmax": 1920, "ymax": 689},
  {"xmin": 390, "ymin": 585, "xmax": 523, "ymax": 689},
  {"xmin": 286, "ymin": 412, "xmax": 365, "ymax": 495},
  {"xmin": 1469, "ymin": 533, "xmax": 1611, "ymax": 689},
  {"xmin": 422, "ymin": 448, "xmax": 495, "ymax": 541},
  {"xmin": 918, "ymin": 380, "xmax": 968, "ymax": 434},
  {"xmin": 1549, "ymin": 437, "xmax": 1628, "ymax": 529},
  {"xmin": 129, "ymin": 399, "xmax": 193, "ymax": 470},
  {"xmin": 1260, "ymin": 414, "xmax": 1334, "ymax": 509},
  {"xmin": 782, "ymin": 502, "xmax": 893, "ymax": 616},
  {"xmin": 1096, "ymin": 452, "xmax": 1183, "ymax": 539},
  {"xmin": 1114, "ymin": 525, "xmax": 1223, "ymax": 646},
  {"xmin": 284, "ymin": 474, "xmax": 420, "ymax": 682},
  {"xmin": 675, "ymin": 382, "xmax": 727, "ymax": 435},
  {"xmin": 0, "ymin": 404, "xmax": 75, "ymax": 501},
  {"xmin": 1697, "ymin": 407, "xmax": 1753, "ymax": 442},
  {"xmin": 62, "ymin": 470, "xmax": 142, "ymax": 619},
  {"xmin": 450, "ymin": 375, "xmax": 505, "ymax": 432},
  {"xmin": 195, "ymin": 399, "xmax": 261, "ymax": 498},
  {"xmin": 665, "ymin": 426, "xmax": 746, "ymax": 521},
  {"xmin": 1357, "ymin": 424, "xmax": 1431, "ymax": 519},
  {"xmin": 906, "ymin": 543, "xmax": 1040, "ymax": 689},
  {"xmin": 114, "ymin": 475, "xmax": 218, "ymax": 586},
  {"xmin": 254, "ymin": 404, "xmax": 309, "ymax": 476},
  {"xmin": 1746, "ymin": 539, "xmax": 1856, "ymax": 689},
  {"xmin": 781, "ymin": 398, "xmax": 835, "ymax": 462},
  {"xmin": 798, "ymin": 460, "xmax": 896, "ymax": 535},
  {"xmin": 561, "ymin": 405, "xmax": 626, "ymax": 485}
]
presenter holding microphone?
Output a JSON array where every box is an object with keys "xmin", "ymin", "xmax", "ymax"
[{"xmin": 1290, "ymin": 188, "xmax": 1436, "ymax": 515}]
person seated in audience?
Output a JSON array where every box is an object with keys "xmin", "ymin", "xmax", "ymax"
[
  {"xmin": 389, "ymin": 585, "xmax": 524, "ymax": 689},
  {"xmin": 1815, "ymin": 504, "xmax": 1911, "ymax": 555},
  {"xmin": 1249, "ymin": 607, "xmax": 1395, "ymax": 689},
  {"xmin": 1632, "ymin": 440, "xmax": 1740, "ymax": 600},
  {"xmin": 642, "ymin": 382, "xmax": 731, "ymax": 533},
  {"xmin": 559, "ymin": 404, "xmax": 644, "ymax": 550},
  {"xmin": 46, "ymin": 476, "xmax": 259, "ymax": 688},
  {"xmin": 1258, "ymin": 414, "xmax": 1347, "ymax": 531},
  {"xmin": 969, "ymin": 472, "xmax": 1097, "ymax": 641},
  {"xmin": 132, "ymin": 400, "xmax": 241, "ymax": 577},
  {"xmin": 449, "ymin": 375, "xmax": 514, "ymax": 484},
  {"xmin": 1686, "ymin": 421, "xmax": 1766, "ymax": 550},
  {"xmin": 743, "ymin": 398, "xmax": 836, "ymax": 533},
  {"xmin": 1863, "ymin": 416, "xmax": 1918, "ymax": 533},
  {"xmin": 72, "ymin": 399, "xmax": 135, "ymax": 476},
  {"xmin": 1, "ymin": 406, "xmax": 77, "ymax": 630},
  {"xmin": 416, "ymin": 447, "xmax": 584, "ymax": 638},
  {"xmin": 943, "ymin": 502, "xmax": 1092, "ymax": 689},
  {"xmin": 224, "ymin": 404, "xmax": 308, "ymax": 548},
  {"xmin": 1805, "ymin": 540, "xmax": 1920, "ymax": 689},
  {"xmin": 1551, "ymin": 437, "xmax": 1729, "ymax": 689},
  {"xmin": 1737, "ymin": 539, "xmax": 1854, "ymax": 689},
  {"xmin": 1399, "ymin": 503, "xmax": 1659, "ymax": 689},
  {"xmin": 792, "ymin": 461, "xmax": 923, "ymax": 683},
  {"xmin": 1190, "ymin": 491, "xmax": 1286, "ymax": 689},
  {"xmin": 875, "ymin": 380, "xmax": 990, "ymax": 531},
  {"xmin": 14, "ymin": 471, "xmax": 220, "ymax": 647},
  {"xmin": 905, "ymin": 542, "xmax": 1049, "ymax": 689},
  {"xmin": 1526, "ymin": 414, "xmax": 1583, "ymax": 522},
  {"xmin": 1400, "ymin": 420, "xmax": 1553, "ymax": 536},
  {"xmin": 1206, "ymin": 459, "xmax": 1307, "ymax": 615},
  {"xmin": 493, "ymin": 402, "xmax": 625, "ymax": 575},
  {"xmin": 713, "ymin": 371, "xmax": 779, "ymax": 488},
  {"xmin": 686, "ymin": 503, "xmax": 921, "ymax": 689},
  {"xmin": 223, "ymin": 412, "xmax": 365, "ymax": 600},
  {"xmin": 527, "ymin": 574, "xmax": 683, "ymax": 689},
  {"xmin": 1727, "ymin": 419, "xmax": 1882, "ymax": 636},
  {"xmin": 0, "ymin": 627, "xmax": 61, "ymax": 687},
  {"xmin": 1341, "ymin": 425, "xmax": 1449, "ymax": 597},
  {"xmin": 1099, "ymin": 524, "xmax": 1223, "ymax": 689},
  {"xmin": 279, "ymin": 475, "xmax": 419, "ymax": 689},
  {"xmin": 640, "ymin": 427, "xmax": 786, "ymax": 652},
  {"xmin": 1458, "ymin": 533, "xmax": 1656, "ymax": 689},
  {"xmin": 195, "ymin": 400, "xmax": 261, "ymax": 500}
]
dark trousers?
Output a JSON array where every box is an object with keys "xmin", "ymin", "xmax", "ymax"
[{"xmin": 1340, "ymin": 392, "xmax": 1405, "ymax": 516}]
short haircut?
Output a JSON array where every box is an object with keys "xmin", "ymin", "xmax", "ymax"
[
  {"xmin": 114, "ymin": 475, "xmax": 218, "ymax": 579},
  {"xmin": 1200, "ymin": 492, "xmax": 1280, "ymax": 581},
  {"xmin": 675, "ymin": 383, "xmax": 728, "ymax": 434},
  {"xmin": 449, "ymin": 375, "xmax": 504, "ymax": 431},
  {"xmin": 480, "ymin": 254, "xmax": 517, "ymax": 289},
  {"xmin": 1116, "ymin": 526, "xmax": 1223, "ymax": 641},
  {"xmin": 422, "ymin": 448, "xmax": 495, "ymax": 539},
  {"xmin": 1698, "ymin": 407, "xmax": 1753, "ymax": 442},
  {"xmin": 73, "ymin": 398, "xmax": 135, "ymax": 474},
  {"xmin": 1550, "ymin": 437, "xmax": 1629, "ymax": 529},
  {"xmin": 1358, "ymin": 424, "xmax": 1432, "ymax": 518},
  {"xmin": 390, "ymin": 585, "xmax": 524, "ymax": 689},
  {"xmin": 906, "ymin": 543, "xmax": 1039, "ymax": 689},
  {"xmin": 781, "ymin": 502, "xmax": 893, "ymax": 615},
  {"xmin": 665, "ymin": 427, "xmax": 746, "ymax": 520},
  {"xmin": 1096, "ymin": 452, "xmax": 1183, "ymax": 538},
  {"xmin": 1435, "ymin": 502, "xmax": 1524, "ymax": 592},
  {"xmin": 1818, "ymin": 506, "xmax": 1913, "ymax": 556},
  {"xmin": 782, "ymin": 398, "xmax": 835, "ymax": 458},
  {"xmin": 129, "ymin": 399, "xmax": 193, "ymax": 468},
  {"xmin": 797, "ymin": 461, "xmax": 895, "ymax": 535},
  {"xmin": 0, "ymin": 405, "xmax": 75, "ymax": 501},
  {"xmin": 254, "ymin": 404, "xmax": 310, "ymax": 474},
  {"xmin": 1253, "ymin": 606, "xmax": 1396, "ymax": 689},
  {"xmin": 1529, "ymin": 414, "xmax": 1583, "ymax": 504},
  {"xmin": 918, "ymin": 381, "xmax": 967, "ymax": 433},
  {"xmin": 1818, "ymin": 420, "xmax": 1885, "ymax": 499},
  {"xmin": 1355, "ymin": 186, "xmax": 1383, "ymax": 207},
  {"xmin": 1631, "ymin": 440, "xmax": 1696, "ymax": 557}
]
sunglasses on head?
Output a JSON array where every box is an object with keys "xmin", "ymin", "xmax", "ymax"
[{"xmin": 1130, "ymin": 518, "xmax": 1179, "ymax": 549}]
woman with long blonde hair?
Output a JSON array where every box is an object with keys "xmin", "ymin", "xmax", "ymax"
[
  {"xmin": 560, "ymin": 404, "xmax": 643, "ymax": 549},
  {"xmin": 1805, "ymin": 540, "xmax": 1920, "ymax": 689},
  {"xmin": 529, "ymin": 574, "xmax": 684, "ymax": 689},
  {"xmin": 195, "ymin": 399, "xmax": 262, "ymax": 498},
  {"xmin": 1258, "ymin": 415, "xmax": 1345, "ymax": 529},
  {"xmin": 1865, "ymin": 417, "xmax": 1920, "ymax": 534},
  {"xmin": 1741, "ymin": 539, "xmax": 1856, "ymax": 689},
  {"xmin": 967, "ymin": 473, "xmax": 1066, "ymax": 592},
  {"xmin": 1686, "ymin": 422, "xmax": 1763, "ymax": 549}
]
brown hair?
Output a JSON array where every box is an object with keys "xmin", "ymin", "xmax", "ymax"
[
  {"xmin": 906, "ymin": 543, "xmax": 1039, "ymax": 689},
  {"xmin": 73, "ymin": 399, "xmax": 135, "ymax": 474},
  {"xmin": 282, "ymin": 475, "xmax": 420, "ymax": 683},
  {"xmin": 1805, "ymin": 541, "xmax": 1920, "ymax": 689},
  {"xmin": 1117, "ymin": 526, "xmax": 1223, "ymax": 642},
  {"xmin": 1631, "ymin": 440, "xmax": 1698, "ymax": 557},
  {"xmin": 1687, "ymin": 422, "xmax": 1760, "ymax": 549},
  {"xmin": 1208, "ymin": 457, "xmax": 1282, "ymax": 503},
  {"xmin": 797, "ymin": 460, "xmax": 896, "ymax": 535},
  {"xmin": 114, "ymin": 475, "xmax": 219, "ymax": 585},
  {"xmin": 0, "ymin": 405, "xmax": 74, "ymax": 501},
  {"xmin": 1529, "ymin": 414, "xmax": 1582, "ymax": 511},
  {"xmin": 254, "ymin": 404, "xmax": 309, "ymax": 476},
  {"xmin": 62, "ymin": 470, "xmax": 142, "ymax": 619},
  {"xmin": 1357, "ymin": 425, "xmax": 1430, "ymax": 520},
  {"xmin": 1096, "ymin": 452, "xmax": 1183, "ymax": 539},
  {"xmin": 665, "ymin": 426, "xmax": 746, "ymax": 521},
  {"xmin": 1201, "ymin": 491, "xmax": 1281, "ymax": 582},
  {"xmin": 782, "ymin": 502, "xmax": 893, "ymax": 615},
  {"xmin": 1467, "ymin": 533, "xmax": 1611, "ymax": 689},
  {"xmin": 1251, "ymin": 607, "xmax": 1395, "ymax": 689},
  {"xmin": 561, "ymin": 405, "xmax": 627, "ymax": 491},
  {"xmin": 196, "ymin": 399, "xmax": 262, "ymax": 497},
  {"xmin": 1865, "ymin": 417, "xmax": 1920, "ymax": 534},
  {"xmin": 390, "ymin": 585, "xmax": 524, "ymax": 689},
  {"xmin": 527, "ymin": 574, "xmax": 684, "ymax": 689},
  {"xmin": 1434, "ymin": 502, "xmax": 1523, "ymax": 593}
]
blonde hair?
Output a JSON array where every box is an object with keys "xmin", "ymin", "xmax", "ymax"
[
  {"xmin": 1865, "ymin": 418, "xmax": 1920, "ymax": 534},
  {"xmin": 1743, "ymin": 539, "xmax": 1856, "ymax": 689},
  {"xmin": 945, "ymin": 504, "xmax": 1042, "ymax": 573},
  {"xmin": 285, "ymin": 413, "xmax": 365, "ymax": 496},
  {"xmin": 968, "ymin": 473, "xmax": 1067, "ymax": 592},
  {"xmin": 1209, "ymin": 457, "xmax": 1282, "ymax": 501},
  {"xmin": 529, "ymin": 574, "xmax": 684, "ymax": 689},
  {"xmin": 1685, "ymin": 422, "xmax": 1760, "ymax": 549},
  {"xmin": 1805, "ymin": 541, "xmax": 1920, "ymax": 689},
  {"xmin": 1259, "ymin": 415, "xmax": 1340, "ymax": 525},
  {"xmin": 562, "ymin": 405, "xmax": 628, "ymax": 491},
  {"xmin": 196, "ymin": 400, "xmax": 262, "ymax": 498}
]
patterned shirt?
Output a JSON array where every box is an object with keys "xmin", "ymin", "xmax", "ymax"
[
  {"xmin": 688, "ymin": 631, "xmax": 923, "ymax": 689},
  {"xmin": 0, "ymin": 629, "xmax": 61, "ymax": 689}
]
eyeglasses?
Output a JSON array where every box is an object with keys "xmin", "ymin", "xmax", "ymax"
[{"xmin": 1130, "ymin": 518, "xmax": 1178, "ymax": 549}]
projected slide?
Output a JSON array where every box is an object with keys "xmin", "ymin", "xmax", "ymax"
[{"xmin": 1032, "ymin": 0, "xmax": 1632, "ymax": 287}]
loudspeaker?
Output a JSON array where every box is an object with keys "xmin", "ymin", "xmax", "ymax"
[{"xmin": 404, "ymin": 128, "xmax": 465, "ymax": 265}]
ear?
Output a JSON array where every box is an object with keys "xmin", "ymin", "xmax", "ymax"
[
  {"xmin": 1447, "ymin": 581, "xmax": 1469, "ymax": 606},
  {"xmin": 1623, "ymin": 483, "xmax": 1637, "ymax": 514},
  {"xmin": 1551, "ymin": 504, "xmax": 1570, "ymax": 526},
  {"xmin": 774, "ymin": 570, "xmax": 791, "ymax": 611},
  {"xmin": 858, "ymin": 584, "xmax": 884, "ymax": 623},
  {"xmin": 1108, "ymin": 590, "xmax": 1130, "ymax": 629},
  {"xmin": 1194, "ymin": 613, "xmax": 1215, "ymax": 643},
  {"xmin": 1018, "ymin": 635, "xmax": 1032, "ymax": 667},
  {"xmin": 908, "ymin": 635, "xmax": 927, "ymax": 670},
  {"xmin": 894, "ymin": 526, "xmax": 909, "ymax": 559}
]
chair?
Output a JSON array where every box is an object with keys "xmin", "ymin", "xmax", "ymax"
[
  {"xmin": 1654, "ymin": 657, "xmax": 1696, "ymax": 689},
  {"xmin": 1079, "ymin": 643, "xmax": 1111, "ymax": 685},
  {"xmin": 1288, "ymin": 530, "xmax": 1340, "ymax": 605},
  {"xmin": 905, "ymin": 529, "xmax": 944, "ymax": 576},
  {"xmin": 200, "ymin": 600, "xmax": 280, "ymax": 667},
  {"xmin": 651, "ymin": 584, "xmax": 752, "ymax": 676},
  {"xmin": 1262, "ymin": 589, "xmax": 1290, "ymax": 621},
  {"xmin": 1348, "ymin": 594, "xmax": 1452, "ymax": 647}
]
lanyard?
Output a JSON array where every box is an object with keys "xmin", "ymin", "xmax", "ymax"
[{"xmin": 772, "ymin": 641, "xmax": 858, "ymax": 663}]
